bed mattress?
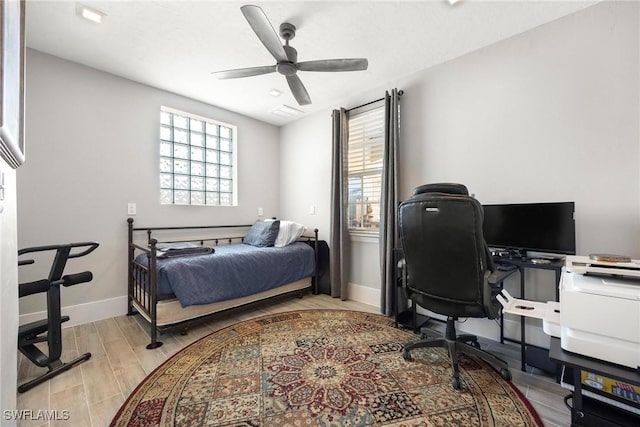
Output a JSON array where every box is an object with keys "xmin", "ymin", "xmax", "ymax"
[{"xmin": 136, "ymin": 242, "xmax": 315, "ymax": 307}]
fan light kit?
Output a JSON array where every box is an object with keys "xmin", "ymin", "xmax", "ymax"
[{"xmin": 212, "ymin": 5, "xmax": 369, "ymax": 106}]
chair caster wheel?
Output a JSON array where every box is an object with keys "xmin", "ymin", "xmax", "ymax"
[
  {"xmin": 451, "ymin": 376, "xmax": 462, "ymax": 389},
  {"xmin": 402, "ymin": 350, "xmax": 412, "ymax": 361},
  {"xmin": 500, "ymin": 368, "xmax": 512, "ymax": 381}
]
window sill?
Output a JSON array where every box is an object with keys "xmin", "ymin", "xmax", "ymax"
[{"xmin": 349, "ymin": 230, "xmax": 379, "ymax": 244}]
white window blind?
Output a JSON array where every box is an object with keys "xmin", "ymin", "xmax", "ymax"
[
  {"xmin": 159, "ymin": 107, "xmax": 237, "ymax": 206},
  {"xmin": 347, "ymin": 102, "xmax": 384, "ymax": 231}
]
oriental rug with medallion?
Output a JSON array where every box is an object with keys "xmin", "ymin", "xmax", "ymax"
[{"xmin": 111, "ymin": 310, "xmax": 543, "ymax": 426}]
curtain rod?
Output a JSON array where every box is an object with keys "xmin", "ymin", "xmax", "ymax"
[
  {"xmin": 347, "ymin": 97, "xmax": 383, "ymax": 112},
  {"xmin": 346, "ymin": 90, "xmax": 403, "ymax": 112}
]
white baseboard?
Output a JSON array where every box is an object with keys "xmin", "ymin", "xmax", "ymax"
[
  {"xmin": 19, "ymin": 295, "xmax": 129, "ymax": 328},
  {"xmin": 348, "ymin": 282, "xmax": 381, "ymax": 309},
  {"xmin": 18, "ymin": 285, "xmax": 383, "ymax": 328}
]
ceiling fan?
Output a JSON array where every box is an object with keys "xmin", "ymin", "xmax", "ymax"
[{"xmin": 211, "ymin": 5, "xmax": 369, "ymax": 106}]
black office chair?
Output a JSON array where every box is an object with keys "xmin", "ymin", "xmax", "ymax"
[{"xmin": 398, "ymin": 183, "xmax": 512, "ymax": 389}]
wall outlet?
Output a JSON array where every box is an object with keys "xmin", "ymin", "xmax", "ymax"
[
  {"xmin": 127, "ymin": 203, "xmax": 137, "ymax": 215},
  {"xmin": 258, "ymin": 207, "xmax": 264, "ymax": 216},
  {"xmin": 309, "ymin": 205, "xmax": 316, "ymax": 215}
]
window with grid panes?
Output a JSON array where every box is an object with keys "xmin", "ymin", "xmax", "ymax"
[
  {"xmin": 159, "ymin": 107, "xmax": 237, "ymax": 206},
  {"xmin": 347, "ymin": 101, "xmax": 384, "ymax": 232}
]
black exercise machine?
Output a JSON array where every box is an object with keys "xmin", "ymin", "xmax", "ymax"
[{"xmin": 17, "ymin": 241, "xmax": 99, "ymax": 393}]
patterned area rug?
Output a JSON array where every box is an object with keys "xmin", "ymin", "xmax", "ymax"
[{"xmin": 111, "ymin": 310, "xmax": 543, "ymax": 426}]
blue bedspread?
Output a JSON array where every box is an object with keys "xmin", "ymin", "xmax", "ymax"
[{"xmin": 136, "ymin": 242, "xmax": 315, "ymax": 307}]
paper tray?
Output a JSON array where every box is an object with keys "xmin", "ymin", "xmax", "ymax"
[{"xmin": 497, "ymin": 290, "xmax": 561, "ymax": 337}]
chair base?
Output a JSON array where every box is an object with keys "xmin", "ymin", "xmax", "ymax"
[{"xmin": 404, "ymin": 318, "xmax": 511, "ymax": 389}]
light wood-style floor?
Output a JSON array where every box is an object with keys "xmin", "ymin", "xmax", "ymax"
[{"xmin": 16, "ymin": 294, "xmax": 571, "ymax": 426}]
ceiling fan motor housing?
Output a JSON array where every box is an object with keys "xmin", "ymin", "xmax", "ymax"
[{"xmin": 277, "ymin": 45, "xmax": 298, "ymax": 76}]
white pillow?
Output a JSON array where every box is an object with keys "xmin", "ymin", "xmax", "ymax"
[{"xmin": 266, "ymin": 219, "xmax": 306, "ymax": 247}]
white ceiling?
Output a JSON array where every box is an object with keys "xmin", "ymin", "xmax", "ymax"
[{"xmin": 26, "ymin": 0, "xmax": 599, "ymax": 126}]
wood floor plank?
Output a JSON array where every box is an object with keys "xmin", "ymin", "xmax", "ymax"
[
  {"xmin": 16, "ymin": 382, "xmax": 50, "ymax": 427},
  {"xmin": 48, "ymin": 349, "xmax": 83, "ymax": 396},
  {"xmin": 102, "ymin": 337, "xmax": 140, "ymax": 372},
  {"xmin": 88, "ymin": 394, "xmax": 125, "ymax": 427},
  {"xmin": 112, "ymin": 363, "xmax": 147, "ymax": 398},
  {"xmin": 94, "ymin": 318, "xmax": 126, "ymax": 344},
  {"xmin": 116, "ymin": 318, "xmax": 156, "ymax": 349},
  {"xmin": 79, "ymin": 355, "xmax": 121, "ymax": 405},
  {"xmin": 49, "ymin": 383, "xmax": 91, "ymax": 427},
  {"xmin": 74, "ymin": 323, "xmax": 106, "ymax": 359},
  {"xmin": 130, "ymin": 343, "xmax": 169, "ymax": 374}
]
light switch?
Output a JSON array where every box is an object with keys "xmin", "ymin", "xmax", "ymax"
[
  {"xmin": 258, "ymin": 207, "xmax": 264, "ymax": 216},
  {"xmin": 309, "ymin": 205, "xmax": 316, "ymax": 215},
  {"xmin": 128, "ymin": 203, "xmax": 137, "ymax": 215}
]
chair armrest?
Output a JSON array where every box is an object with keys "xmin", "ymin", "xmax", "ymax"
[
  {"xmin": 488, "ymin": 267, "xmax": 518, "ymax": 286},
  {"xmin": 397, "ymin": 258, "xmax": 407, "ymax": 290}
]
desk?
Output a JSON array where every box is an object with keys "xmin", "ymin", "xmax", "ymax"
[
  {"xmin": 549, "ymin": 337, "xmax": 640, "ymax": 426},
  {"xmin": 495, "ymin": 256, "xmax": 564, "ymax": 371}
]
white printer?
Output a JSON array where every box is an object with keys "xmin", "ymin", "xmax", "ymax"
[{"xmin": 498, "ymin": 255, "xmax": 640, "ymax": 369}]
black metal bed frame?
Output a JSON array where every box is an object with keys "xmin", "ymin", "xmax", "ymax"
[{"xmin": 126, "ymin": 218, "xmax": 319, "ymax": 349}]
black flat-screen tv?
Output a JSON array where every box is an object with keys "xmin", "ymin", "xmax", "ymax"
[{"xmin": 482, "ymin": 202, "xmax": 576, "ymax": 256}]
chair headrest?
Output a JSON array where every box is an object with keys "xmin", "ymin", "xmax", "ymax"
[{"xmin": 412, "ymin": 183, "xmax": 469, "ymax": 196}]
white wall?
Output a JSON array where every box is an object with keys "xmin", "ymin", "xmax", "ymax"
[
  {"xmin": 280, "ymin": 1, "xmax": 640, "ymax": 341},
  {"xmin": 18, "ymin": 50, "xmax": 281, "ymax": 317},
  {"xmin": 0, "ymin": 162, "xmax": 18, "ymax": 421},
  {"xmin": 279, "ymin": 109, "xmax": 331, "ymax": 240}
]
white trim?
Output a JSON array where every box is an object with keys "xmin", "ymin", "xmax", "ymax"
[
  {"xmin": 349, "ymin": 233, "xmax": 379, "ymax": 244},
  {"xmin": 347, "ymin": 282, "xmax": 381, "ymax": 308},
  {"xmin": 19, "ymin": 295, "xmax": 128, "ymax": 328}
]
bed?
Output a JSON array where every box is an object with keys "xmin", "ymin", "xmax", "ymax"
[{"xmin": 126, "ymin": 218, "xmax": 318, "ymax": 349}]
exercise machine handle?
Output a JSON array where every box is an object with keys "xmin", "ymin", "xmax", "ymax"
[
  {"xmin": 61, "ymin": 271, "xmax": 93, "ymax": 287},
  {"xmin": 18, "ymin": 241, "xmax": 99, "ymax": 283},
  {"xmin": 18, "ymin": 241, "xmax": 99, "ymax": 257},
  {"xmin": 19, "ymin": 280, "xmax": 51, "ymax": 298}
]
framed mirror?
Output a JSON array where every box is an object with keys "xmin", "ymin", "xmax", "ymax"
[{"xmin": 0, "ymin": 0, "xmax": 26, "ymax": 168}]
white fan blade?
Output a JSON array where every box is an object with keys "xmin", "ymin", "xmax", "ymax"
[
  {"xmin": 241, "ymin": 5, "xmax": 288, "ymax": 63},
  {"xmin": 297, "ymin": 58, "xmax": 368, "ymax": 72},
  {"xmin": 211, "ymin": 65, "xmax": 276, "ymax": 80},
  {"xmin": 286, "ymin": 75, "xmax": 311, "ymax": 105}
]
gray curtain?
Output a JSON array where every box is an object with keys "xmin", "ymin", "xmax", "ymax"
[
  {"xmin": 329, "ymin": 108, "xmax": 349, "ymax": 299},
  {"xmin": 380, "ymin": 89, "xmax": 401, "ymax": 315}
]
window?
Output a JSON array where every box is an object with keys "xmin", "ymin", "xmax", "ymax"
[
  {"xmin": 347, "ymin": 101, "xmax": 384, "ymax": 232},
  {"xmin": 159, "ymin": 107, "xmax": 237, "ymax": 206}
]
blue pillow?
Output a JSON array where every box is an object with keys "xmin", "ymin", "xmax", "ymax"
[{"xmin": 244, "ymin": 220, "xmax": 280, "ymax": 247}]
